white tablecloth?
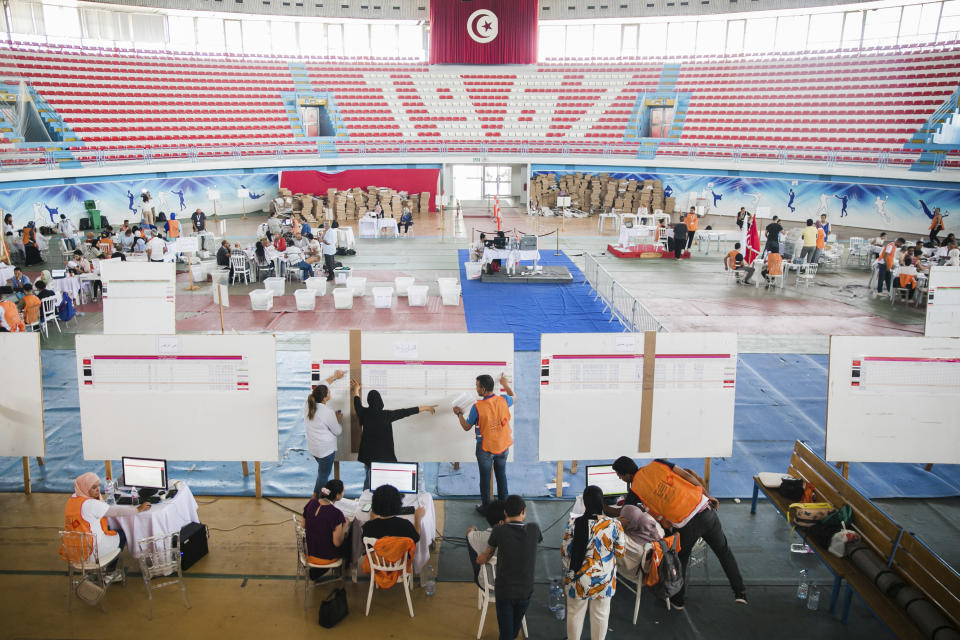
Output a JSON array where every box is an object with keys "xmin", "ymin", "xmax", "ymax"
[
  {"xmin": 481, "ymin": 247, "xmax": 540, "ymax": 266},
  {"xmin": 358, "ymin": 217, "xmax": 400, "ymax": 239},
  {"xmin": 617, "ymin": 226, "xmax": 657, "ymax": 247},
  {"xmin": 337, "ymin": 227, "xmax": 357, "ymax": 249},
  {"xmin": 340, "ymin": 491, "xmax": 436, "ymax": 577},
  {"xmin": 49, "ymin": 275, "xmax": 82, "ymax": 301},
  {"xmin": 107, "ymin": 482, "xmax": 200, "ymax": 558},
  {"xmin": 0, "ymin": 264, "xmax": 14, "ymax": 286}
]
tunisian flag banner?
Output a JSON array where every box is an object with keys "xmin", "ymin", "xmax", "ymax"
[{"xmin": 429, "ymin": 0, "xmax": 538, "ymax": 65}]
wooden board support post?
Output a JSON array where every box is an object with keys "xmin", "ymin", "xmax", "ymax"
[
  {"xmin": 22, "ymin": 457, "xmax": 30, "ymax": 495},
  {"xmin": 556, "ymin": 461, "xmax": 563, "ymax": 498},
  {"xmin": 704, "ymin": 457, "xmax": 712, "ymax": 493},
  {"xmin": 254, "ymin": 461, "xmax": 262, "ymax": 498}
]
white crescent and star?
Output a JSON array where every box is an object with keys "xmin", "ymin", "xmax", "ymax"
[{"xmin": 467, "ymin": 9, "xmax": 499, "ymax": 44}]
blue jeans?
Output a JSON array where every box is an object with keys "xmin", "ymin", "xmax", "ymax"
[
  {"xmin": 64, "ymin": 237, "xmax": 76, "ymax": 250},
  {"xmin": 476, "ymin": 441, "xmax": 508, "ymax": 506},
  {"xmin": 313, "ymin": 452, "xmax": 336, "ymax": 496},
  {"xmin": 295, "ymin": 260, "xmax": 313, "ymax": 280},
  {"xmin": 495, "ymin": 595, "xmax": 530, "ymax": 640}
]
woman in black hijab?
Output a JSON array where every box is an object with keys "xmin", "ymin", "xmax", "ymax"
[{"xmin": 351, "ymin": 378, "xmax": 437, "ymax": 489}]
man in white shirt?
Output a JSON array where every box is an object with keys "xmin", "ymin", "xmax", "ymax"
[
  {"xmin": 322, "ymin": 222, "xmax": 339, "ymax": 282},
  {"xmin": 466, "ymin": 499, "xmax": 506, "ymax": 556},
  {"xmin": 146, "ymin": 232, "xmax": 167, "ymax": 262},
  {"xmin": 118, "ymin": 229, "xmax": 135, "ymax": 252},
  {"xmin": 58, "ymin": 214, "xmax": 77, "ymax": 250},
  {"xmin": 305, "ymin": 233, "xmax": 322, "ymax": 266}
]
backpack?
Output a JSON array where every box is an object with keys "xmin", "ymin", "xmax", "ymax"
[{"xmin": 643, "ymin": 534, "xmax": 683, "ymax": 601}]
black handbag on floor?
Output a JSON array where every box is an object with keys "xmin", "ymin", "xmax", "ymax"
[{"xmin": 318, "ymin": 587, "xmax": 348, "ymax": 628}]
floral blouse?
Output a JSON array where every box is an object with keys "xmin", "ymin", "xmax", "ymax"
[{"xmin": 561, "ymin": 515, "xmax": 625, "ymax": 599}]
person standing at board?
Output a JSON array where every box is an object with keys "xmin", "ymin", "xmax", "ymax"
[
  {"xmin": 305, "ymin": 370, "xmax": 346, "ymax": 498},
  {"xmin": 351, "ymin": 377, "xmax": 437, "ymax": 489},
  {"xmin": 454, "ymin": 373, "xmax": 515, "ymax": 517}
]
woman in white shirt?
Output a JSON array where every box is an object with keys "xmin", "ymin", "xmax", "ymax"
[
  {"xmin": 305, "ymin": 370, "xmax": 347, "ymax": 498},
  {"xmin": 947, "ymin": 246, "xmax": 960, "ymax": 267}
]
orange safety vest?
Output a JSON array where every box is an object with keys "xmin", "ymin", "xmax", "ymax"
[
  {"xmin": 685, "ymin": 213, "xmax": 698, "ymax": 232},
  {"xmin": 22, "ymin": 227, "xmax": 35, "ymax": 246},
  {"xmin": 816, "ymin": 228, "xmax": 825, "ymax": 250},
  {"xmin": 725, "ymin": 250, "xmax": 741, "ymax": 269},
  {"xmin": 767, "ymin": 253, "xmax": 783, "ymax": 276},
  {"xmin": 98, "ymin": 238, "xmax": 113, "ymax": 255},
  {"xmin": 59, "ymin": 496, "xmax": 116, "ymax": 563},
  {"xmin": 898, "ymin": 273, "xmax": 917, "ymax": 289},
  {"xmin": 1, "ymin": 300, "xmax": 24, "ymax": 332},
  {"xmin": 630, "ymin": 461, "xmax": 704, "ymax": 525},
  {"xmin": 361, "ymin": 536, "xmax": 416, "ymax": 589},
  {"xmin": 879, "ymin": 242, "xmax": 896, "ymax": 269},
  {"xmin": 22, "ymin": 294, "xmax": 41, "ymax": 324},
  {"xmin": 930, "ymin": 213, "xmax": 943, "ymax": 231},
  {"xmin": 168, "ymin": 219, "xmax": 180, "ymax": 239},
  {"xmin": 474, "ymin": 395, "xmax": 513, "ymax": 455}
]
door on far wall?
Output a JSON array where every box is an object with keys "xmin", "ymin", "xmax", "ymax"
[{"xmin": 483, "ymin": 165, "xmax": 512, "ymax": 197}]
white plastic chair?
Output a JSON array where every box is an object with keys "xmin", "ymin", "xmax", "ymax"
[
  {"xmin": 58, "ymin": 530, "xmax": 125, "ymax": 612},
  {"xmin": 40, "ymin": 296, "xmax": 60, "ymax": 337},
  {"xmin": 477, "ymin": 557, "xmax": 527, "ymax": 639},
  {"xmin": 363, "ymin": 536, "xmax": 414, "ymax": 618},
  {"xmin": 136, "ymin": 532, "xmax": 190, "ymax": 620},
  {"xmin": 230, "ymin": 253, "xmax": 251, "ymax": 284},
  {"xmin": 795, "ymin": 263, "xmax": 818, "ymax": 288},
  {"xmin": 293, "ymin": 515, "xmax": 344, "ymax": 609}
]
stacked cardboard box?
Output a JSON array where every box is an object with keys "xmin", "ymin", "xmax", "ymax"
[{"xmin": 419, "ymin": 192, "xmax": 430, "ymax": 214}]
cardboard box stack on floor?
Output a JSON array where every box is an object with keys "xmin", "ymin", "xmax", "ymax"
[
  {"xmin": 651, "ymin": 179, "xmax": 664, "ymax": 213},
  {"xmin": 419, "ymin": 192, "xmax": 430, "ymax": 214}
]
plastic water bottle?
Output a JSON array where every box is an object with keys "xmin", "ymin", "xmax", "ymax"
[
  {"xmin": 797, "ymin": 569, "xmax": 809, "ymax": 600},
  {"xmin": 807, "ymin": 582, "xmax": 821, "ymax": 610},
  {"xmin": 549, "ymin": 579, "xmax": 565, "ymax": 620},
  {"xmin": 424, "ymin": 564, "xmax": 436, "ymax": 596},
  {"xmin": 130, "ymin": 486, "xmax": 139, "ymax": 506},
  {"xmin": 104, "ymin": 478, "xmax": 115, "ymax": 505}
]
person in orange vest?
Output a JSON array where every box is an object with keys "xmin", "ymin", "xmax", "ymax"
[
  {"xmin": 929, "ymin": 207, "xmax": 945, "ymax": 244},
  {"xmin": 762, "ymin": 247, "xmax": 784, "ymax": 286},
  {"xmin": 454, "ymin": 373, "xmax": 515, "ymax": 516},
  {"xmin": 876, "ymin": 237, "xmax": 904, "ymax": 296},
  {"xmin": 814, "ymin": 225, "xmax": 826, "ymax": 263},
  {"xmin": 17, "ymin": 283, "xmax": 41, "ymax": 326},
  {"xmin": 723, "ymin": 241, "xmax": 755, "ymax": 284},
  {"xmin": 60, "ymin": 472, "xmax": 149, "ymax": 566},
  {"xmin": 897, "ymin": 255, "xmax": 919, "ymax": 300},
  {"xmin": 684, "ymin": 206, "xmax": 699, "ymax": 251},
  {"xmin": 610, "ymin": 457, "xmax": 746, "ymax": 609},
  {"xmin": 165, "ymin": 212, "xmax": 181, "ymax": 240},
  {"xmin": 0, "ymin": 286, "xmax": 25, "ymax": 332}
]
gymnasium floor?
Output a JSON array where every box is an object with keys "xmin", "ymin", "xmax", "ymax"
[{"xmin": 3, "ymin": 201, "xmax": 954, "ymax": 638}]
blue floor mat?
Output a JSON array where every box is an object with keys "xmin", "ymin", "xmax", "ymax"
[
  {"xmin": 458, "ymin": 249, "xmax": 621, "ymax": 351},
  {"xmin": 4, "ymin": 351, "xmax": 959, "ymax": 500}
]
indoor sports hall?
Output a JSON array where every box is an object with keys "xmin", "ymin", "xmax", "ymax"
[{"xmin": 0, "ymin": 0, "xmax": 958, "ymax": 638}]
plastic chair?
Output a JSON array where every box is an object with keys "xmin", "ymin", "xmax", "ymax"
[
  {"xmin": 293, "ymin": 515, "xmax": 344, "ymax": 609},
  {"xmin": 230, "ymin": 253, "xmax": 251, "ymax": 284},
  {"xmin": 58, "ymin": 530, "xmax": 125, "ymax": 612},
  {"xmin": 362, "ymin": 536, "xmax": 414, "ymax": 618},
  {"xmin": 477, "ymin": 557, "xmax": 527, "ymax": 639},
  {"xmin": 136, "ymin": 532, "xmax": 190, "ymax": 620},
  {"xmin": 795, "ymin": 263, "xmax": 818, "ymax": 288},
  {"xmin": 40, "ymin": 296, "xmax": 60, "ymax": 336}
]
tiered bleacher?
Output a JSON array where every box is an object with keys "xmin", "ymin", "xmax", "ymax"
[{"xmin": 1, "ymin": 40, "xmax": 958, "ymax": 167}]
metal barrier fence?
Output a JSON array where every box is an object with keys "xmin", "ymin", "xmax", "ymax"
[{"xmin": 582, "ymin": 253, "xmax": 667, "ymax": 333}]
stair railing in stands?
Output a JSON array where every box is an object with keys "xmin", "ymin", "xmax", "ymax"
[{"xmin": 582, "ymin": 253, "xmax": 667, "ymax": 333}]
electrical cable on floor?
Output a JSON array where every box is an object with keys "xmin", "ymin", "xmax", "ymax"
[
  {"xmin": 0, "ymin": 525, "xmax": 61, "ymax": 530},
  {"xmin": 207, "ymin": 520, "xmax": 290, "ymax": 532}
]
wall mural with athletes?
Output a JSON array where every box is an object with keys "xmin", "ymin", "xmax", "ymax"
[
  {"xmin": 0, "ymin": 172, "xmax": 278, "ymax": 228},
  {"xmin": 532, "ymin": 165, "xmax": 959, "ymax": 236}
]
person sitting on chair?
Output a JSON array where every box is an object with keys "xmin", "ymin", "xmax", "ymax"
[
  {"xmin": 303, "ymin": 479, "xmax": 352, "ymax": 579},
  {"xmin": 466, "ymin": 499, "xmax": 506, "ymax": 557},
  {"xmin": 897, "ymin": 256, "xmax": 919, "ymax": 299},
  {"xmin": 762, "ymin": 248, "xmax": 784, "ymax": 286},
  {"xmin": 723, "ymin": 242, "xmax": 754, "ymax": 285},
  {"xmin": 361, "ymin": 484, "xmax": 424, "ymax": 543},
  {"xmin": 400, "ymin": 207, "xmax": 413, "ymax": 235},
  {"xmin": 60, "ymin": 472, "xmax": 149, "ymax": 567},
  {"xmin": 17, "ymin": 283, "xmax": 41, "ymax": 327},
  {"xmin": 0, "ymin": 286, "xmax": 25, "ymax": 332}
]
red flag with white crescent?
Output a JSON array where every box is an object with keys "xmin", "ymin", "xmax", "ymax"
[
  {"xmin": 745, "ymin": 215, "xmax": 761, "ymax": 264},
  {"xmin": 494, "ymin": 197, "xmax": 501, "ymax": 231}
]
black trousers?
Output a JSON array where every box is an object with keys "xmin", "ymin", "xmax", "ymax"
[
  {"xmin": 930, "ymin": 229, "xmax": 940, "ymax": 245},
  {"xmin": 877, "ymin": 263, "xmax": 891, "ymax": 293},
  {"xmin": 324, "ymin": 253, "xmax": 336, "ymax": 280},
  {"xmin": 674, "ymin": 236, "xmax": 686, "ymax": 258},
  {"xmin": 686, "ymin": 230, "xmax": 696, "ymax": 250},
  {"xmin": 674, "ymin": 508, "xmax": 745, "ymax": 604}
]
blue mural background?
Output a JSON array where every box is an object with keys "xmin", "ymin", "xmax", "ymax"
[
  {"xmin": 0, "ymin": 172, "xmax": 278, "ymax": 227},
  {"xmin": 533, "ymin": 165, "xmax": 960, "ymax": 236}
]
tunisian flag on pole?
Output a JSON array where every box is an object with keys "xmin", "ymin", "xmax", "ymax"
[
  {"xmin": 429, "ymin": 0, "xmax": 538, "ymax": 65},
  {"xmin": 744, "ymin": 214, "xmax": 762, "ymax": 264}
]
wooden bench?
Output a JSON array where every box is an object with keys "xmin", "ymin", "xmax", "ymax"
[{"xmin": 751, "ymin": 440, "xmax": 960, "ymax": 640}]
